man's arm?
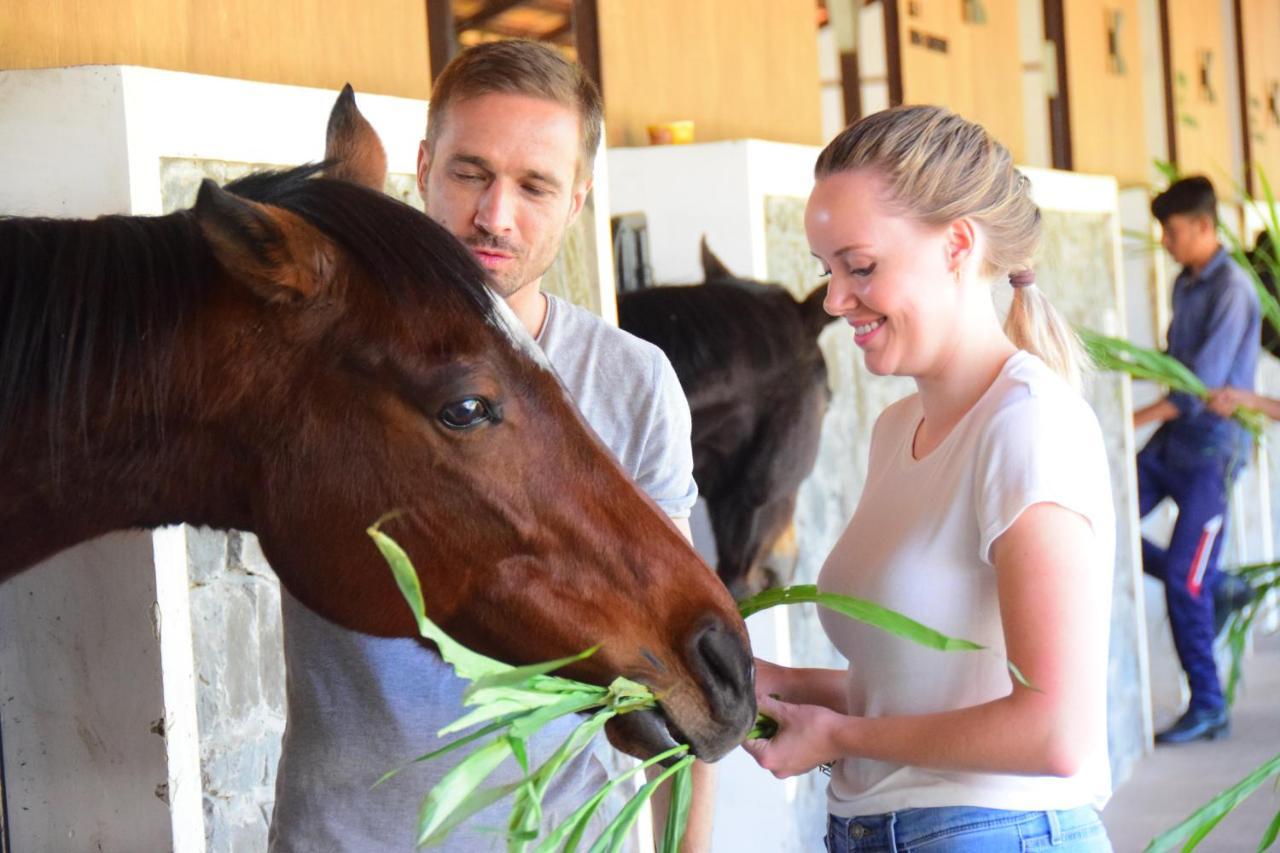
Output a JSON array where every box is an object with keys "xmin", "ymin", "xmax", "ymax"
[{"xmin": 1134, "ymin": 397, "xmax": 1180, "ymax": 428}]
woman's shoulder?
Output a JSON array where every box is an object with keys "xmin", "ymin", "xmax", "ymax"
[{"xmin": 987, "ymin": 351, "xmax": 1097, "ymax": 428}]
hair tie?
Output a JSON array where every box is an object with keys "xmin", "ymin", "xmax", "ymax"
[{"xmin": 1009, "ymin": 270, "xmax": 1036, "ymax": 288}]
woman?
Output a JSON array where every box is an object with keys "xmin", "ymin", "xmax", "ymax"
[{"xmin": 743, "ymin": 106, "xmax": 1115, "ymax": 852}]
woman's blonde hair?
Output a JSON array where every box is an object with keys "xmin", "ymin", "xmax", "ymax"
[{"xmin": 815, "ymin": 105, "xmax": 1085, "ymax": 388}]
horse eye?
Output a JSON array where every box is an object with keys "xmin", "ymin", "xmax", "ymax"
[{"xmin": 438, "ymin": 397, "xmax": 496, "ymax": 430}]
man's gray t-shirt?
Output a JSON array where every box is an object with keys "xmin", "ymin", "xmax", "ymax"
[{"xmin": 268, "ymin": 294, "xmax": 697, "ymax": 851}]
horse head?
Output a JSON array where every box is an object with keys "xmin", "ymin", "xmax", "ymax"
[
  {"xmin": 0, "ymin": 87, "xmax": 754, "ymax": 762},
  {"xmin": 618, "ymin": 240, "xmax": 838, "ymax": 599}
]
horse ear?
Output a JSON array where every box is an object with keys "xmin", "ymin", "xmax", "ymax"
[
  {"xmin": 194, "ymin": 179, "xmax": 333, "ymax": 302},
  {"xmin": 799, "ymin": 283, "xmax": 837, "ymax": 338},
  {"xmin": 325, "ymin": 84, "xmax": 388, "ymax": 190},
  {"xmin": 700, "ymin": 236, "xmax": 734, "ymax": 282}
]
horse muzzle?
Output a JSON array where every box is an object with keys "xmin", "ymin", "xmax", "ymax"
[{"xmin": 605, "ymin": 617, "xmax": 756, "ymax": 763}]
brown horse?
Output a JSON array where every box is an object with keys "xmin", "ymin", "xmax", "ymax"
[
  {"xmin": 618, "ymin": 242, "xmax": 836, "ymax": 599},
  {"xmin": 0, "ymin": 87, "xmax": 753, "ymax": 762}
]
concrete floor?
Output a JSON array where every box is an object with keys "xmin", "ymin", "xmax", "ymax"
[{"xmin": 1102, "ymin": 628, "xmax": 1280, "ymax": 851}]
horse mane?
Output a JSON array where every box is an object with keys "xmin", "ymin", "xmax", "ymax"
[
  {"xmin": 618, "ymin": 280, "xmax": 826, "ymax": 392},
  {"xmin": 0, "ymin": 163, "xmax": 495, "ymax": 457}
]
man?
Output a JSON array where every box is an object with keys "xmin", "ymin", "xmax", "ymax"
[
  {"xmin": 1134, "ymin": 175, "xmax": 1260, "ymax": 745},
  {"xmin": 269, "ymin": 40, "xmax": 716, "ymax": 850}
]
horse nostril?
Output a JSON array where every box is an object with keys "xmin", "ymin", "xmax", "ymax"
[{"xmin": 689, "ymin": 619, "xmax": 753, "ymax": 704}]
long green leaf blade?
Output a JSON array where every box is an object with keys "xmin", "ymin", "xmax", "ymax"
[
  {"xmin": 737, "ymin": 584, "xmax": 984, "ymax": 651},
  {"xmin": 660, "ymin": 756, "xmax": 694, "ymax": 853},
  {"xmin": 588, "ymin": 756, "xmax": 697, "ymax": 853},
  {"xmin": 1145, "ymin": 752, "xmax": 1280, "ymax": 851},
  {"xmin": 369, "ymin": 523, "xmax": 511, "ymax": 680},
  {"xmin": 373, "ymin": 711, "xmax": 525, "ymax": 789},
  {"xmin": 534, "ymin": 746, "xmax": 690, "ymax": 853},
  {"xmin": 417, "ymin": 736, "xmax": 515, "ymax": 846},
  {"xmin": 1257, "ymin": 805, "xmax": 1280, "ymax": 851},
  {"xmin": 464, "ymin": 646, "xmax": 600, "ymax": 702}
]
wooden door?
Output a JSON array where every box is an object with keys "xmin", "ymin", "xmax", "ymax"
[
  {"xmin": 894, "ymin": 0, "xmax": 1026, "ymax": 161},
  {"xmin": 1063, "ymin": 0, "xmax": 1148, "ymax": 186}
]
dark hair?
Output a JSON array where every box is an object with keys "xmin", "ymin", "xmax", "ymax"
[
  {"xmin": 427, "ymin": 39, "xmax": 603, "ymax": 176},
  {"xmin": 1151, "ymin": 175, "xmax": 1218, "ymax": 224}
]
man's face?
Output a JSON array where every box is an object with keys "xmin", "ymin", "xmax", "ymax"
[
  {"xmin": 417, "ymin": 93, "xmax": 590, "ymax": 298},
  {"xmin": 1160, "ymin": 211, "xmax": 1214, "ymax": 267}
]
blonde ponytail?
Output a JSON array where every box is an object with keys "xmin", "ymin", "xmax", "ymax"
[
  {"xmin": 1003, "ymin": 282, "xmax": 1088, "ymax": 390},
  {"xmin": 817, "ymin": 105, "xmax": 1087, "ymax": 387}
]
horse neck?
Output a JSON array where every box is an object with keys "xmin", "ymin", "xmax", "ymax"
[
  {"xmin": 0, "ymin": 397, "xmax": 252, "ymax": 577},
  {"xmin": 0, "ymin": 214, "xmax": 251, "ymax": 577}
]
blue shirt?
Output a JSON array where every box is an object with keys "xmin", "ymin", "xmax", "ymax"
[{"xmin": 1152, "ymin": 246, "xmax": 1260, "ymax": 463}]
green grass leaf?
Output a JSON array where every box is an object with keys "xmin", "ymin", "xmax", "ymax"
[
  {"xmin": 534, "ymin": 745, "xmax": 690, "ymax": 853},
  {"xmin": 1145, "ymin": 752, "xmax": 1280, "ymax": 851},
  {"xmin": 373, "ymin": 711, "xmax": 526, "ymax": 789},
  {"xmin": 508, "ymin": 692, "xmax": 608, "ymax": 740},
  {"xmin": 417, "ymin": 736, "xmax": 516, "ymax": 846},
  {"xmin": 464, "ymin": 647, "xmax": 600, "ymax": 702},
  {"xmin": 369, "ymin": 521, "xmax": 511, "ymax": 681},
  {"xmin": 1077, "ymin": 329, "xmax": 1266, "ymax": 439},
  {"xmin": 660, "ymin": 755, "xmax": 695, "ymax": 852},
  {"xmin": 737, "ymin": 584, "xmax": 984, "ymax": 652},
  {"xmin": 588, "ymin": 756, "xmax": 697, "ymax": 853},
  {"xmin": 1257, "ymin": 806, "xmax": 1280, "ymax": 850},
  {"xmin": 746, "ymin": 713, "xmax": 779, "ymax": 740}
]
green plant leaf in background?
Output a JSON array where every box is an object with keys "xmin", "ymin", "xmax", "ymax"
[{"xmin": 1144, "ymin": 751, "xmax": 1280, "ymax": 852}]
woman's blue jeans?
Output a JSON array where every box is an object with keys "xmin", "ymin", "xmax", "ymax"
[{"xmin": 825, "ymin": 805, "xmax": 1111, "ymax": 852}]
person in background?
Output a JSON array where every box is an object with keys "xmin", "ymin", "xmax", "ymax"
[
  {"xmin": 269, "ymin": 40, "xmax": 715, "ymax": 851},
  {"xmin": 743, "ymin": 105, "xmax": 1115, "ymax": 852},
  {"xmin": 1132, "ymin": 175, "xmax": 1260, "ymax": 744}
]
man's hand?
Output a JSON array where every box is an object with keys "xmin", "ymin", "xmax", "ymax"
[{"xmin": 1208, "ymin": 386, "xmax": 1255, "ymax": 417}]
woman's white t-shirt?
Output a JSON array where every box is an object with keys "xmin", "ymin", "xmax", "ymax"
[{"xmin": 818, "ymin": 350, "xmax": 1114, "ymax": 818}]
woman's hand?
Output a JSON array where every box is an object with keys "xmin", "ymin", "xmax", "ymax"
[{"xmin": 741, "ymin": 693, "xmax": 846, "ymax": 779}]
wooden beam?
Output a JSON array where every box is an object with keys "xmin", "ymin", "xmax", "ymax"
[
  {"xmin": 1234, "ymin": 0, "xmax": 1252, "ymax": 194},
  {"xmin": 883, "ymin": 0, "xmax": 903, "ymax": 106},
  {"xmin": 427, "ymin": 0, "xmax": 458, "ymax": 81},
  {"xmin": 839, "ymin": 50, "xmax": 862, "ymax": 124},
  {"xmin": 573, "ymin": 0, "xmax": 602, "ymax": 94},
  {"xmin": 1043, "ymin": 0, "xmax": 1073, "ymax": 171},
  {"xmin": 1159, "ymin": 0, "xmax": 1178, "ymax": 168}
]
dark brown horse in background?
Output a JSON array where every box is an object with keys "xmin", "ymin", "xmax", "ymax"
[
  {"xmin": 619, "ymin": 242, "xmax": 836, "ymax": 599},
  {"xmin": 0, "ymin": 87, "xmax": 753, "ymax": 761}
]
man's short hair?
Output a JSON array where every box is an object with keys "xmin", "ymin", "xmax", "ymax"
[
  {"xmin": 1151, "ymin": 175, "xmax": 1218, "ymax": 224},
  {"xmin": 427, "ymin": 40, "xmax": 603, "ymax": 177}
]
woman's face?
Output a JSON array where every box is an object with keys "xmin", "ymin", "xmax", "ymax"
[{"xmin": 806, "ymin": 168, "xmax": 965, "ymax": 380}]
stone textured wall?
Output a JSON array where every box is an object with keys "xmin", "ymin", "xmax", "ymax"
[{"xmin": 185, "ymin": 529, "xmax": 285, "ymax": 850}]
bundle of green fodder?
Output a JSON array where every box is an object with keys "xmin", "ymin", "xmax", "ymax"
[
  {"xmin": 370, "ymin": 524, "xmax": 998, "ymax": 852},
  {"xmin": 1078, "ymin": 328, "xmax": 1267, "ymax": 438}
]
